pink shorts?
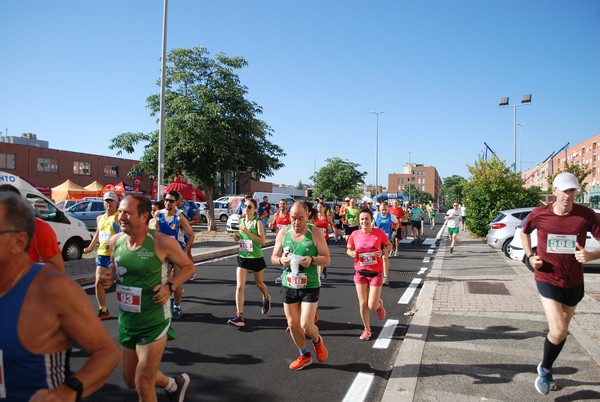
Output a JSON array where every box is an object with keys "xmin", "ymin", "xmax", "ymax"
[{"xmin": 353, "ymin": 270, "xmax": 383, "ymax": 286}]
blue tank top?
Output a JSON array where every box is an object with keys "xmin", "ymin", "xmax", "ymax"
[
  {"xmin": 157, "ymin": 210, "xmax": 185, "ymax": 249},
  {"xmin": 0, "ymin": 264, "xmax": 69, "ymax": 401},
  {"xmin": 375, "ymin": 213, "xmax": 395, "ymax": 241}
]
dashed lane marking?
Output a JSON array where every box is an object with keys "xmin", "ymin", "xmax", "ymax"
[
  {"xmin": 373, "ymin": 319, "xmax": 399, "ymax": 349},
  {"xmin": 342, "ymin": 372, "xmax": 374, "ymax": 402},
  {"xmin": 398, "ymin": 278, "xmax": 422, "ymax": 304}
]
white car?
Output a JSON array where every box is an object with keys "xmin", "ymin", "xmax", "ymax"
[
  {"xmin": 198, "ymin": 201, "xmax": 231, "ymax": 223},
  {"xmin": 509, "ymin": 210, "xmax": 600, "ymax": 270}
]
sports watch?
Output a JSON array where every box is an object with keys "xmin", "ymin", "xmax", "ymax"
[{"xmin": 64, "ymin": 376, "xmax": 83, "ymax": 401}]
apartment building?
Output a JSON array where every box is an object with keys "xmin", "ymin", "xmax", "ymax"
[{"xmin": 387, "ymin": 164, "xmax": 442, "ymax": 204}]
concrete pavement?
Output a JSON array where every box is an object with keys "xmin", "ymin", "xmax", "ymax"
[
  {"xmin": 383, "ymin": 230, "xmax": 600, "ymax": 401},
  {"xmin": 66, "ymin": 228, "xmax": 600, "ymax": 401}
]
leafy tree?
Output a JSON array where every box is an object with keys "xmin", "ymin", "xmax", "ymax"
[
  {"xmin": 109, "ymin": 46, "xmax": 285, "ymax": 230},
  {"xmin": 311, "ymin": 157, "xmax": 366, "ymax": 201},
  {"xmin": 547, "ymin": 161, "xmax": 592, "ymax": 193},
  {"xmin": 465, "ymin": 156, "xmax": 542, "ymax": 237},
  {"xmin": 441, "ymin": 175, "xmax": 467, "ymax": 206},
  {"xmin": 402, "ymin": 184, "xmax": 433, "ymax": 204},
  {"xmin": 296, "ymin": 181, "xmax": 307, "ymax": 190}
]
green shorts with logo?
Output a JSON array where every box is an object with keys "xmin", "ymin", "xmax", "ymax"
[
  {"xmin": 119, "ymin": 319, "xmax": 176, "ymax": 350},
  {"xmin": 448, "ymin": 227, "xmax": 460, "ymax": 235}
]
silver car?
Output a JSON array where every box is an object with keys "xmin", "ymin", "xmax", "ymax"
[
  {"xmin": 486, "ymin": 207, "xmax": 534, "ymax": 257},
  {"xmin": 64, "ymin": 200, "xmax": 105, "ymax": 230}
]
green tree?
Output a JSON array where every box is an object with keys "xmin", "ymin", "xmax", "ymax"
[
  {"xmin": 441, "ymin": 175, "xmax": 468, "ymax": 206},
  {"xmin": 402, "ymin": 184, "xmax": 433, "ymax": 204},
  {"xmin": 311, "ymin": 157, "xmax": 366, "ymax": 201},
  {"xmin": 465, "ymin": 156, "xmax": 542, "ymax": 237},
  {"xmin": 109, "ymin": 46, "xmax": 285, "ymax": 230},
  {"xmin": 296, "ymin": 180, "xmax": 307, "ymax": 190},
  {"xmin": 547, "ymin": 161, "xmax": 592, "ymax": 193}
]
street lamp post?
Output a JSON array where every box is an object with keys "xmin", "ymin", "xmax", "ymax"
[
  {"xmin": 157, "ymin": 0, "xmax": 169, "ymax": 200},
  {"xmin": 499, "ymin": 94, "xmax": 532, "ymax": 173},
  {"xmin": 370, "ymin": 111, "xmax": 385, "ymax": 196},
  {"xmin": 518, "ymin": 123, "xmax": 526, "ymax": 173},
  {"xmin": 407, "ymin": 151, "xmax": 413, "ymax": 203}
]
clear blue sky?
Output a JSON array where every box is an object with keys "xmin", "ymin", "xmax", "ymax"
[{"xmin": 2, "ymin": 1, "xmax": 599, "ymax": 189}]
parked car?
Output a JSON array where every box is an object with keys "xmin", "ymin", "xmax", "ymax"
[
  {"xmin": 509, "ymin": 210, "xmax": 600, "ymax": 270},
  {"xmin": 55, "ymin": 199, "xmax": 80, "ymax": 211},
  {"xmin": 226, "ymin": 213, "xmax": 240, "ymax": 232},
  {"xmin": 198, "ymin": 201, "xmax": 231, "ymax": 223},
  {"xmin": 486, "ymin": 207, "xmax": 535, "ymax": 257},
  {"xmin": 64, "ymin": 200, "xmax": 105, "ymax": 230}
]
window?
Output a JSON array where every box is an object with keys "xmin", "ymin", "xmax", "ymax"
[
  {"xmin": 104, "ymin": 164, "xmax": 118, "ymax": 178},
  {"xmin": 0, "ymin": 153, "xmax": 16, "ymax": 169},
  {"xmin": 73, "ymin": 161, "xmax": 91, "ymax": 175},
  {"xmin": 91, "ymin": 201, "xmax": 105, "ymax": 212},
  {"xmin": 37, "ymin": 158, "xmax": 58, "ymax": 173}
]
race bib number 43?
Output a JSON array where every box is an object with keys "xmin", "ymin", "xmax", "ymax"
[
  {"xmin": 116, "ymin": 285, "xmax": 142, "ymax": 313},
  {"xmin": 547, "ymin": 234, "xmax": 577, "ymax": 254}
]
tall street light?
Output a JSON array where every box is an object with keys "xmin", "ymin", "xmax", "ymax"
[
  {"xmin": 369, "ymin": 111, "xmax": 385, "ymax": 196},
  {"xmin": 499, "ymin": 94, "xmax": 532, "ymax": 172},
  {"xmin": 518, "ymin": 123, "xmax": 526, "ymax": 174},
  {"xmin": 157, "ymin": 0, "xmax": 169, "ymax": 200},
  {"xmin": 407, "ymin": 151, "xmax": 413, "ymax": 203}
]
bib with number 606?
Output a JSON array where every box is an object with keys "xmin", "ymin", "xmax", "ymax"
[
  {"xmin": 547, "ymin": 234, "xmax": 577, "ymax": 254},
  {"xmin": 116, "ymin": 284, "xmax": 142, "ymax": 313}
]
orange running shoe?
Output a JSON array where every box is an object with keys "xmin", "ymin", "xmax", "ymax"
[
  {"xmin": 289, "ymin": 352, "xmax": 312, "ymax": 371},
  {"xmin": 313, "ymin": 335, "xmax": 328, "ymax": 362}
]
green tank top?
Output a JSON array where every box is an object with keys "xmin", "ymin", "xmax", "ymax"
[
  {"xmin": 282, "ymin": 224, "xmax": 320, "ymax": 289},
  {"xmin": 346, "ymin": 207, "xmax": 359, "ymax": 226},
  {"xmin": 113, "ymin": 229, "xmax": 171, "ymax": 329},
  {"xmin": 238, "ymin": 217, "xmax": 263, "ymax": 259}
]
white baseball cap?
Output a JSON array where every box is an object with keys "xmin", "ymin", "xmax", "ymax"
[
  {"xmin": 553, "ymin": 172, "xmax": 579, "ymax": 191},
  {"xmin": 103, "ymin": 191, "xmax": 118, "ymax": 201}
]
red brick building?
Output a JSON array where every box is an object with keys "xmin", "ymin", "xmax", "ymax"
[{"xmin": 387, "ymin": 164, "xmax": 442, "ymax": 204}]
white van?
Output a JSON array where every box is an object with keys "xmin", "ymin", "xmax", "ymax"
[
  {"xmin": 0, "ymin": 171, "xmax": 92, "ymax": 261},
  {"xmin": 253, "ymin": 192, "xmax": 295, "ymax": 211}
]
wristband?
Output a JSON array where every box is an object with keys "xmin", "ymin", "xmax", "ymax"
[{"xmin": 310, "ymin": 256, "xmax": 315, "ymax": 265}]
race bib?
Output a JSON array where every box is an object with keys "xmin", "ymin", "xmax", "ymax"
[
  {"xmin": 321, "ymin": 227, "xmax": 327, "ymax": 235},
  {"xmin": 116, "ymin": 285, "xmax": 142, "ymax": 313},
  {"xmin": 547, "ymin": 234, "xmax": 577, "ymax": 254},
  {"xmin": 277, "ymin": 224, "xmax": 287, "ymax": 232},
  {"xmin": 358, "ymin": 251, "xmax": 378, "ymax": 266},
  {"xmin": 286, "ymin": 272, "xmax": 308, "ymax": 289},
  {"xmin": 99, "ymin": 230, "xmax": 111, "ymax": 243},
  {"xmin": 239, "ymin": 239, "xmax": 253, "ymax": 252}
]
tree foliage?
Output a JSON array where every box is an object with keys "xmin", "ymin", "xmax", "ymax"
[
  {"xmin": 465, "ymin": 156, "xmax": 542, "ymax": 237},
  {"xmin": 311, "ymin": 157, "xmax": 366, "ymax": 201},
  {"xmin": 547, "ymin": 161, "xmax": 592, "ymax": 193},
  {"xmin": 441, "ymin": 175, "xmax": 467, "ymax": 205},
  {"xmin": 109, "ymin": 46, "xmax": 285, "ymax": 230},
  {"xmin": 402, "ymin": 184, "xmax": 434, "ymax": 204}
]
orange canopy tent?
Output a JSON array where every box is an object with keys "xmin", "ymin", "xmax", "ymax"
[
  {"xmin": 101, "ymin": 181, "xmax": 135, "ymax": 197},
  {"xmin": 83, "ymin": 181, "xmax": 104, "ymax": 197},
  {"xmin": 51, "ymin": 180, "xmax": 96, "ymax": 202},
  {"xmin": 163, "ymin": 177, "xmax": 206, "ymax": 202}
]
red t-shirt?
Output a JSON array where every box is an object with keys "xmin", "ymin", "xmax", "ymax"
[
  {"xmin": 523, "ymin": 203, "xmax": 600, "ymax": 288},
  {"xmin": 272, "ymin": 211, "xmax": 291, "ymax": 234},
  {"xmin": 388, "ymin": 206, "xmax": 405, "ymax": 222},
  {"xmin": 312, "ymin": 215, "xmax": 330, "ymax": 240},
  {"xmin": 348, "ymin": 228, "xmax": 390, "ymax": 272},
  {"xmin": 29, "ymin": 218, "xmax": 61, "ymax": 263}
]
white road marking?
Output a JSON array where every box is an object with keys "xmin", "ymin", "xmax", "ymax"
[
  {"xmin": 398, "ymin": 278, "xmax": 422, "ymax": 304},
  {"xmin": 373, "ymin": 319, "xmax": 399, "ymax": 349},
  {"xmin": 417, "ymin": 267, "xmax": 427, "ymax": 276},
  {"xmin": 422, "ymin": 256, "xmax": 430, "ymax": 263},
  {"xmin": 342, "ymin": 372, "xmax": 375, "ymax": 402}
]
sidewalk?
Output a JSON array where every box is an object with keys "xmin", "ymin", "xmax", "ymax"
[{"xmin": 383, "ymin": 231, "xmax": 600, "ymax": 401}]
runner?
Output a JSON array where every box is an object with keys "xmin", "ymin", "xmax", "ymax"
[
  {"xmin": 347, "ymin": 209, "xmax": 392, "ymax": 340},
  {"xmin": 373, "ymin": 201, "xmax": 398, "ymax": 285},
  {"xmin": 426, "ymin": 202, "xmax": 437, "ymax": 230},
  {"xmin": 102, "ymin": 194, "xmax": 194, "ymax": 401},
  {"xmin": 0, "ymin": 192, "xmax": 119, "ymax": 401},
  {"xmin": 227, "ymin": 198, "xmax": 271, "ymax": 328},
  {"xmin": 410, "ymin": 203, "xmax": 425, "ymax": 242},
  {"xmin": 271, "ymin": 201, "xmax": 330, "ymax": 370},
  {"xmin": 445, "ymin": 202, "xmax": 461, "ymax": 254},
  {"xmin": 344, "ymin": 198, "xmax": 360, "ymax": 240},
  {"xmin": 521, "ymin": 172, "xmax": 600, "ymax": 395},
  {"xmin": 83, "ymin": 191, "xmax": 120, "ymax": 320},
  {"xmin": 155, "ymin": 191, "xmax": 194, "ymax": 319},
  {"xmin": 387, "ymin": 198, "xmax": 405, "ymax": 256},
  {"xmin": 270, "ymin": 199, "xmax": 292, "ymax": 284},
  {"xmin": 311, "ymin": 201, "xmax": 334, "ymax": 279},
  {"xmin": 332, "ymin": 203, "xmax": 344, "ymax": 244}
]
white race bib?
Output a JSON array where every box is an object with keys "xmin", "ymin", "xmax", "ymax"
[
  {"xmin": 358, "ymin": 251, "xmax": 378, "ymax": 266},
  {"xmin": 286, "ymin": 272, "xmax": 308, "ymax": 289},
  {"xmin": 239, "ymin": 239, "xmax": 253, "ymax": 252},
  {"xmin": 116, "ymin": 284, "xmax": 142, "ymax": 313},
  {"xmin": 99, "ymin": 230, "xmax": 111, "ymax": 243},
  {"xmin": 547, "ymin": 234, "xmax": 577, "ymax": 254}
]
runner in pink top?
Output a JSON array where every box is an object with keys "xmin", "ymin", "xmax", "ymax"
[{"xmin": 347, "ymin": 210, "xmax": 392, "ymax": 341}]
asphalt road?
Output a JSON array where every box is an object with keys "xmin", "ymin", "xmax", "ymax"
[{"xmin": 71, "ymin": 222, "xmax": 444, "ymax": 402}]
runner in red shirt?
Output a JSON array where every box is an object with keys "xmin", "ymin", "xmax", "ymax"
[
  {"xmin": 312, "ymin": 202, "xmax": 334, "ymax": 279},
  {"xmin": 387, "ymin": 198, "xmax": 405, "ymax": 256},
  {"xmin": 270, "ymin": 199, "xmax": 292, "ymax": 284}
]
